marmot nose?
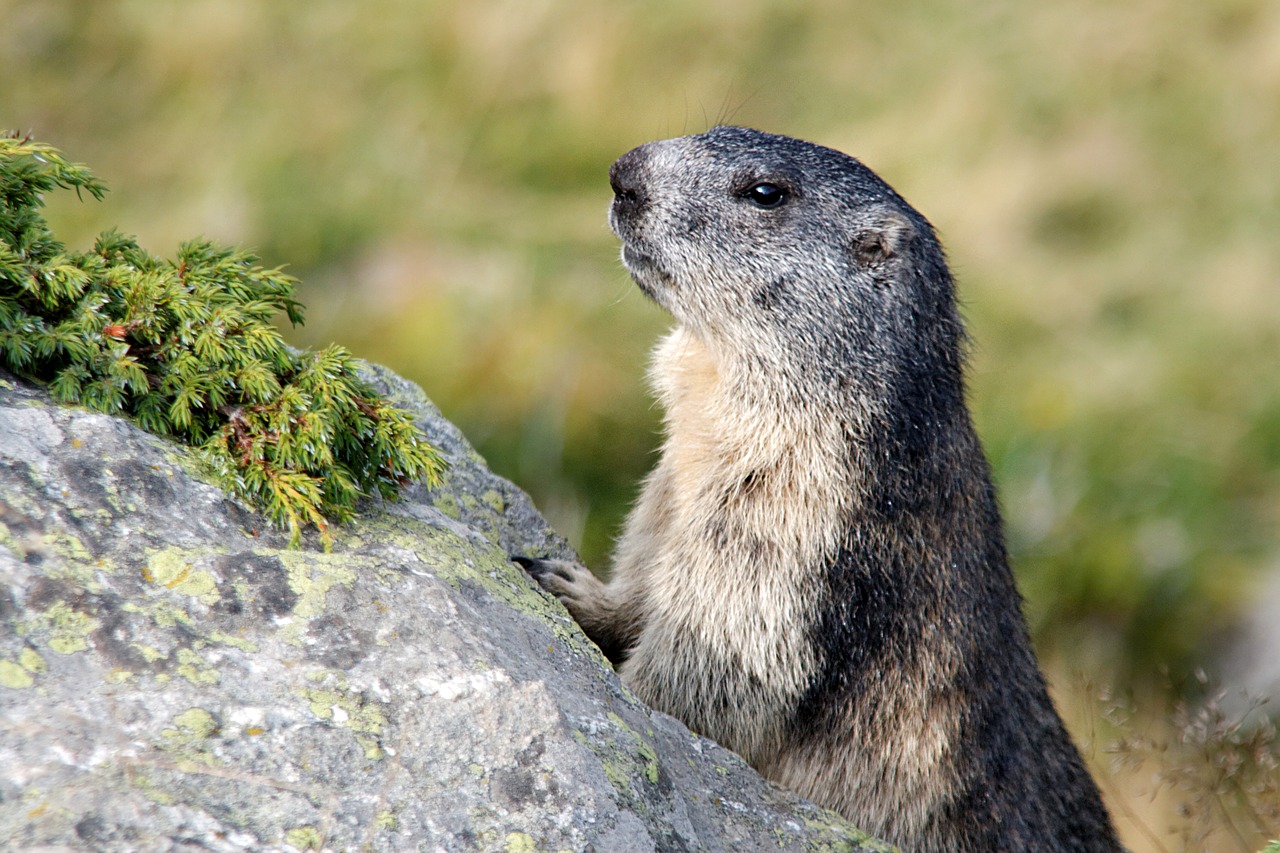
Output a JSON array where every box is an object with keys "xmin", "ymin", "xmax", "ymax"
[{"xmin": 609, "ymin": 148, "xmax": 649, "ymax": 212}]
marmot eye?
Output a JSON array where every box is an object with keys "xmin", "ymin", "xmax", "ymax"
[{"xmin": 746, "ymin": 182, "xmax": 786, "ymax": 209}]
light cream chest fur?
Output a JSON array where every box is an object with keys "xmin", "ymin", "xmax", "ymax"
[{"xmin": 611, "ymin": 327, "xmax": 852, "ymax": 763}]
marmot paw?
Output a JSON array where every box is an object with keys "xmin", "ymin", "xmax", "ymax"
[{"xmin": 511, "ymin": 555, "xmax": 601, "ymax": 605}]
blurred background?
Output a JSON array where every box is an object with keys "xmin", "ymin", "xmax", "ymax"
[{"xmin": 4, "ymin": 1, "xmax": 1279, "ymax": 848}]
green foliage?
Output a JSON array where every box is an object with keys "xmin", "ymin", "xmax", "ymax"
[{"xmin": 0, "ymin": 134, "xmax": 444, "ymax": 545}]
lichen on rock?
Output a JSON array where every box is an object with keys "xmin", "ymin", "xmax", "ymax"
[{"xmin": 0, "ymin": 365, "xmax": 893, "ymax": 852}]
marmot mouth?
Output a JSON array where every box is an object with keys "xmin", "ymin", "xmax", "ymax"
[{"xmin": 620, "ymin": 243, "xmax": 675, "ymax": 303}]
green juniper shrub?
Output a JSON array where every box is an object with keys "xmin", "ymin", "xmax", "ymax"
[{"xmin": 0, "ymin": 133, "xmax": 444, "ymax": 545}]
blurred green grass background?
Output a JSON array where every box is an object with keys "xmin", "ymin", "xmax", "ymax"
[{"xmin": 5, "ymin": 1, "xmax": 1279, "ymax": 845}]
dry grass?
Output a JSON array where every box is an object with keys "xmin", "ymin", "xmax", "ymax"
[{"xmin": 1059, "ymin": 666, "xmax": 1280, "ymax": 851}]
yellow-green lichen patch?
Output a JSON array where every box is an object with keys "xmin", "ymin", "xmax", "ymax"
[
  {"xmin": 98, "ymin": 467, "xmax": 122, "ymax": 512},
  {"xmin": 504, "ymin": 832, "xmax": 537, "ymax": 853},
  {"xmin": 123, "ymin": 599, "xmax": 196, "ymax": 631},
  {"xmin": 175, "ymin": 647, "xmax": 221, "ymax": 685},
  {"xmin": 800, "ymin": 816, "xmax": 900, "ymax": 853},
  {"xmin": 376, "ymin": 809, "xmax": 398, "ymax": 831},
  {"xmin": 171, "ymin": 707, "xmax": 220, "ymax": 739},
  {"xmin": 355, "ymin": 734, "xmax": 384, "ymax": 760},
  {"xmin": 601, "ymin": 753, "xmax": 631, "ymax": 794},
  {"xmin": 230, "ymin": 577, "xmax": 253, "ymax": 608},
  {"xmin": 0, "ymin": 494, "xmax": 42, "ymax": 534},
  {"xmin": 106, "ymin": 668, "xmax": 134, "ymax": 684},
  {"xmin": 433, "ymin": 492, "xmax": 461, "ymax": 520},
  {"xmin": 0, "ymin": 660, "xmax": 33, "ymax": 689},
  {"xmin": 481, "ymin": 489, "xmax": 505, "ymax": 513},
  {"xmin": 40, "ymin": 533, "xmax": 111, "ymax": 592},
  {"xmin": 145, "ymin": 547, "xmax": 222, "ymax": 606},
  {"xmin": 130, "ymin": 771, "xmax": 177, "ymax": 805},
  {"xmin": 577, "ymin": 713, "xmax": 668, "ymax": 803},
  {"xmin": 285, "ymin": 825, "xmax": 324, "ymax": 850},
  {"xmin": 450, "ymin": 491, "xmax": 503, "ymax": 541},
  {"xmin": 639, "ymin": 741, "xmax": 660, "ymax": 784},
  {"xmin": 270, "ymin": 549, "xmax": 363, "ymax": 646},
  {"xmin": 279, "ymin": 552, "xmax": 358, "ymax": 618},
  {"xmin": 301, "ymin": 675, "xmax": 389, "ymax": 760},
  {"xmin": 43, "ymin": 601, "xmax": 100, "ymax": 654},
  {"xmin": 131, "ymin": 643, "xmax": 167, "ymax": 663},
  {"xmin": 607, "ymin": 712, "xmax": 661, "ymax": 785},
  {"xmin": 303, "ymin": 686, "xmax": 387, "ymax": 734},
  {"xmin": 18, "ymin": 647, "xmax": 46, "ymax": 674},
  {"xmin": 160, "ymin": 707, "xmax": 222, "ymax": 767},
  {"xmin": 161, "ymin": 709, "xmax": 216, "ymax": 751},
  {"xmin": 208, "ymin": 630, "xmax": 258, "ymax": 653},
  {"xmin": 47, "ymin": 530, "xmax": 93, "ymax": 563}
]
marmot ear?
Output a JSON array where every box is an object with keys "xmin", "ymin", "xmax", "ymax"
[{"xmin": 851, "ymin": 210, "xmax": 914, "ymax": 267}]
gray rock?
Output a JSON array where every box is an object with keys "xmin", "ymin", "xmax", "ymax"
[{"xmin": 0, "ymin": 365, "xmax": 892, "ymax": 852}]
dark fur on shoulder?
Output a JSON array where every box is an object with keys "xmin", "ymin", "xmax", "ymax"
[{"xmin": 519, "ymin": 127, "xmax": 1121, "ymax": 852}]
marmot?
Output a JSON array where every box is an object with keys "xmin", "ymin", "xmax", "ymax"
[{"xmin": 517, "ymin": 126, "xmax": 1122, "ymax": 852}]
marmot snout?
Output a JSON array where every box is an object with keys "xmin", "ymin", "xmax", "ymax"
[{"xmin": 520, "ymin": 126, "xmax": 1122, "ymax": 853}]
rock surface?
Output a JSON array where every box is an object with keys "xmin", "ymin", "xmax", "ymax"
[{"xmin": 0, "ymin": 365, "xmax": 890, "ymax": 852}]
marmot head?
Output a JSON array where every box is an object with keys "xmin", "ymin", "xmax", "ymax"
[{"xmin": 609, "ymin": 126, "xmax": 964, "ymax": 395}]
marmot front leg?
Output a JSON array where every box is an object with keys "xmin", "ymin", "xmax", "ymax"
[{"xmin": 513, "ymin": 557, "xmax": 639, "ymax": 665}]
